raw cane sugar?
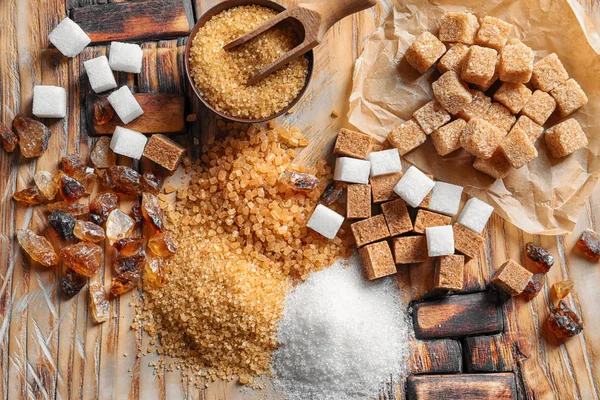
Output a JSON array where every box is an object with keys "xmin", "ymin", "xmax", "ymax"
[
  {"xmin": 438, "ymin": 12, "xmax": 480, "ymax": 44},
  {"xmin": 499, "ymin": 128, "xmax": 538, "ymax": 169},
  {"xmin": 484, "ymin": 102, "xmax": 516, "ymax": 133},
  {"xmin": 393, "ymin": 166, "xmax": 435, "ymax": 208},
  {"xmin": 473, "ymin": 151, "xmax": 512, "ymax": 180},
  {"xmin": 531, "ymin": 53, "xmax": 569, "ymax": 92},
  {"xmin": 461, "ymin": 45, "xmax": 498, "ymax": 87},
  {"xmin": 457, "ymin": 90, "xmax": 491, "ymax": 122},
  {"xmin": 393, "ymin": 236, "xmax": 429, "ymax": 264},
  {"xmin": 492, "ymin": 259, "xmax": 533, "ymax": 296},
  {"xmin": 359, "ymin": 241, "xmax": 397, "ymax": 280},
  {"xmin": 544, "ymin": 118, "xmax": 588, "ymax": 158},
  {"xmin": 521, "ymin": 90, "xmax": 556, "ymax": 126},
  {"xmin": 405, "ymin": 32, "xmax": 447, "ymax": 74},
  {"xmin": 347, "ymin": 184, "xmax": 372, "ymax": 219},
  {"xmin": 453, "ymin": 223, "xmax": 484, "ymax": 258},
  {"xmin": 475, "ymin": 16, "xmax": 513, "ymax": 51},
  {"xmin": 499, "ymin": 39, "xmax": 534, "ymax": 83},
  {"xmin": 457, "ymin": 197, "xmax": 494, "ymax": 234},
  {"xmin": 432, "ymin": 71, "xmax": 473, "ymax": 115},
  {"xmin": 413, "ymin": 100, "xmax": 451, "ymax": 135},
  {"xmin": 429, "ymin": 181, "xmax": 464, "ymax": 216},
  {"xmin": 334, "ymin": 128, "xmax": 373, "ymax": 159},
  {"xmin": 413, "ymin": 210, "xmax": 452, "ymax": 234},
  {"xmin": 425, "ymin": 225, "xmax": 455, "ymax": 257},
  {"xmin": 512, "ymin": 115, "xmax": 543, "ymax": 142},
  {"xmin": 367, "ymin": 149, "xmax": 402, "ymax": 177},
  {"xmin": 387, "ymin": 119, "xmax": 426, "ymax": 155},
  {"xmin": 434, "ymin": 254, "xmax": 465, "ymax": 291},
  {"xmin": 493, "ymin": 82, "xmax": 532, "ymax": 114},
  {"xmin": 370, "ymin": 172, "xmax": 402, "ymax": 203},
  {"xmin": 143, "ymin": 134, "xmax": 186, "ymax": 171},
  {"xmin": 307, "ymin": 204, "xmax": 345, "ymax": 240},
  {"xmin": 334, "ymin": 157, "xmax": 371, "ymax": 184},
  {"xmin": 437, "ymin": 43, "xmax": 470, "ymax": 74},
  {"xmin": 550, "ymin": 78, "xmax": 588, "ymax": 117},
  {"xmin": 431, "ymin": 118, "xmax": 466, "ymax": 156},
  {"xmin": 381, "ymin": 199, "xmax": 413, "ymax": 236},
  {"xmin": 460, "ymin": 117, "xmax": 505, "ymax": 159},
  {"xmin": 351, "ymin": 215, "xmax": 391, "ymax": 247}
]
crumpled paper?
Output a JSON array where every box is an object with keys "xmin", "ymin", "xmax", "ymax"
[{"xmin": 348, "ymin": 0, "xmax": 600, "ymax": 235}]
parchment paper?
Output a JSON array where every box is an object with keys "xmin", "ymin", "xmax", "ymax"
[{"xmin": 348, "ymin": 0, "xmax": 600, "ymax": 235}]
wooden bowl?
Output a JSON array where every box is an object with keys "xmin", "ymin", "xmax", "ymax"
[{"xmin": 184, "ymin": 0, "xmax": 315, "ymax": 124}]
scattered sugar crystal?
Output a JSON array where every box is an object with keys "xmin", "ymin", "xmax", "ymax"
[
  {"xmin": 306, "ymin": 204, "xmax": 344, "ymax": 240},
  {"xmin": 33, "ymin": 86, "xmax": 66, "ymax": 118},
  {"xmin": 84, "ymin": 56, "xmax": 117, "ymax": 93},
  {"xmin": 110, "ymin": 126, "xmax": 148, "ymax": 160},
  {"xmin": 48, "ymin": 17, "xmax": 91, "ymax": 57},
  {"xmin": 426, "ymin": 225, "xmax": 455, "ymax": 257},
  {"xmin": 334, "ymin": 157, "xmax": 371, "ymax": 184},
  {"xmin": 367, "ymin": 149, "xmax": 402, "ymax": 177},
  {"xmin": 109, "ymin": 42, "xmax": 143, "ymax": 73},
  {"xmin": 457, "ymin": 197, "xmax": 494, "ymax": 234},
  {"xmin": 273, "ymin": 255, "xmax": 411, "ymax": 400},
  {"xmin": 107, "ymin": 86, "xmax": 144, "ymax": 124},
  {"xmin": 429, "ymin": 182, "xmax": 463, "ymax": 216},
  {"xmin": 393, "ymin": 166, "xmax": 435, "ymax": 208}
]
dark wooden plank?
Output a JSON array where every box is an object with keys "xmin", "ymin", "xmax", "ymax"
[
  {"xmin": 406, "ymin": 373, "xmax": 517, "ymax": 400},
  {"xmin": 86, "ymin": 93, "xmax": 185, "ymax": 134},
  {"xmin": 411, "ymin": 339, "xmax": 463, "ymax": 374},
  {"xmin": 71, "ymin": 0, "xmax": 193, "ymax": 44},
  {"xmin": 463, "ymin": 334, "xmax": 515, "ymax": 373},
  {"xmin": 412, "ymin": 291, "xmax": 504, "ymax": 339}
]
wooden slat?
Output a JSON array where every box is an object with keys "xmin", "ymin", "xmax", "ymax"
[
  {"xmin": 410, "ymin": 339, "xmax": 463, "ymax": 375},
  {"xmin": 70, "ymin": 0, "xmax": 193, "ymax": 44},
  {"xmin": 413, "ymin": 291, "xmax": 504, "ymax": 339},
  {"xmin": 406, "ymin": 373, "xmax": 517, "ymax": 400},
  {"xmin": 463, "ymin": 334, "xmax": 515, "ymax": 372}
]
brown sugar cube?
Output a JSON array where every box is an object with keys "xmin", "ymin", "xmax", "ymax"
[
  {"xmin": 351, "ymin": 214, "xmax": 390, "ymax": 247},
  {"xmin": 388, "ymin": 119, "xmax": 427, "ymax": 155},
  {"xmin": 493, "ymin": 82, "xmax": 532, "ymax": 114},
  {"xmin": 531, "ymin": 53, "xmax": 569, "ymax": 92},
  {"xmin": 393, "ymin": 236, "xmax": 429, "ymax": 264},
  {"xmin": 475, "ymin": 56, "xmax": 500, "ymax": 92},
  {"xmin": 473, "ymin": 151, "xmax": 512, "ymax": 180},
  {"xmin": 492, "ymin": 259, "xmax": 533, "ymax": 296},
  {"xmin": 381, "ymin": 199, "xmax": 412, "ymax": 236},
  {"xmin": 484, "ymin": 102, "xmax": 516, "ymax": 133},
  {"xmin": 460, "ymin": 117, "xmax": 505, "ymax": 159},
  {"xmin": 431, "ymin": 119, "xmax": 467, "ymax": 156},
  {"xmin": 474, "ymin": 16, "xmax": 514, "ymax": 51},
  {"xmin": 457, "ymin": 90, "xmax": 491, "ymax": 122},
  {"xmin": 334, "ymin": 128, "xmax": 372, "ymax": 159},
  {"xmin": 550, "ymin": 79, "xmax": 588, "ymax": 117},
  {"xmin": 359, "ymin": 241, "xmax": 397, "ymax": 280},
  {"xmin": 544, "ymin": 119, "xmax": 588, "ymax": 158},
  {"xmin": 413, "ymin": 101, "xmax": 451, "ymax": 135},
  {"xmin": 512, "ymin": 115, "xmax": 543, "ymax": 142},
  {"xmin": 453, "ymin": 223, "xmax": 485, "ymax": 258},
  {"xmin": 432, "ymin": 71, "xmax": 473, "ymax": 115},
  {"xmin": 461, "ymin": 46, "xmax": 498, "ymax": 87},
  {"xmin": 405, "ymin": 32, "xmax": 447, "ymax": 74},
  {"xmin": 434, "ymin": 254, "xmax": 465, "ymax": 290},
  {"xmin": 413, "ymin": 210, "xmax": 452, "ymax": 234},
  {"xmin": 439, "ymin": 12, "xmax": 480, "ymax": 44},
  {"xmin": 143, "ymin": 134, "xmax": 186, "ymax": 171},
  {"xmin": 371, "ymin": 172, "xmax": 402, "ymax": 203},
  {"xmin": 347, "ymin": 184, "xmax": 371, "ymax": 219},
  {"xmin": 521, "ymin": 90, "xmax": 556, "ymax": 125},
  {"xmin": 499, "ymin": 128, "xmax": 538, "ymax": 169},
  {"xmin": 499, "ymin": 39, "xmax": 534, "ymax": 83},
  {"xmin": 437, "ymin": 43, "xmax": 470, "ymax": 74}
]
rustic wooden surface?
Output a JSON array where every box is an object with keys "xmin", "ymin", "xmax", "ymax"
[{"xmin": 1, "ymin": 0, "xmax": 599, "ymax": 399}]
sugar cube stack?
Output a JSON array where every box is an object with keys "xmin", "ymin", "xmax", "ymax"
[
  {"xmin": 426, "ymin": 225, "xmax": 455, "ymax": 257},
  {"xmin": 393, "ymin": 166, "xmax": 435, "ymax": 208},
  {"xmin": 334, "ymin": 157, "xmax": 371, "ymax": 184},
  {"xmin": 109, "ymin": 42, "xmax": 144, "ymax": 74},
  {"xmin": 84, "ymin": 56, "xmax": 117, "ymax": 93},
  {"xmin": 32, "ymin": 86, "xmax": 67, "ymax": 118},
  {"xmin": 367, "ymin": 149, "xmax": 402, "ymax": 177},
  {"xmin": 110, "ymin": 126, "xmax": 148, "ymax": 159},
  {"xmin": 48, "ymin": 17, "xmax": 91, "ymax": 57},
  {"xmin": 107, "ymin": 86, "xmax": 144, "ymax": 124},
  {"xmin": 429, "ymin": 182, "xmax": 463, "ymax": 216},
  {"xmin": 457, "ymin": 197, "xmax": 494, "ymax": 234},
  {"xmin": 307, "ymin": 204, "xmax": 344, "ymax": 240}
]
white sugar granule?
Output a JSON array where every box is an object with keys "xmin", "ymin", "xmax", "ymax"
[{"xmin": 272, "ymin": 254, "xmax": 411, "ymax": 400}]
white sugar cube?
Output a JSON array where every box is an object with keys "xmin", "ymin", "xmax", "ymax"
[
  {"xmin": 393, "ymin": 166, "xmax": 435, "ymax": 207},
  {"xmin": 367, "ymin": 149, "xmax": 402, "ymax": 177},
  {"xmin": 457, "ymin": 197, "xmax": 494, "ymax": 234},
  {"xmin": 334, "ymin": 157, "xmax": 371, "ymax": 184},
  {"xmin": 307, "ymin": 204, "xmax": 345, "ymax": 239},
  {"xmin": 84, "ymin": 56, "xmax": 117, "ymax": 93},
  {"xmin": 426, "ymin": 225, "xmax": 455, "ymax": 257},
  {"xmin": 110, "ymin": 126, "xmax": 148, "ymax": 159},
  {"xmin": 32, "ymin": 86, "xmax": 66, "ymax": 118},
  {"xmin": 48, "ymin": 17, "xmax": 91, "ymax": 58},
  {"xmin": 429, "ymin": 182, "xmax": 464, "ymax": 216},
  {"xmin": 107, "ymin": 86, "xmax": 143, "ymax": 124},
  {"xmin": 109, "ymin": 42, "xmax": 143, "ymax": 74}
]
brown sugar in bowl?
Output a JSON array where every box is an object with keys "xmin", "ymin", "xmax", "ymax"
[{"xmin": 184, "ymin": 0, "xmax": 314, "ymax": 123}]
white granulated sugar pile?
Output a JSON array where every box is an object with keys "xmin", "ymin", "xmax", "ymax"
[{"xmin": 272, "ymin": 254, "xmax": 412, "ymax": 400}]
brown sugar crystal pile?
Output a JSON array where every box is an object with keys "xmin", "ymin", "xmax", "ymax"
[
  {"xmin": 135, "ymin": 125, "xmax": 352, "ymax": 383},
  {"xmin": 188, "ymin": 5, "xmax": 309, "ymax": 119}
]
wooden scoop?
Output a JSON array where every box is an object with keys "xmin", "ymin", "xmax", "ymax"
[{"xmin": 224, "ymin": 0, "xmax": 377, "ymax": 85}]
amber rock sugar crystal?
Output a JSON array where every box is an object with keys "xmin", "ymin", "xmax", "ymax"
[
  {"xmin": 74, "ymin": 220, "xmax": 105, "ymax": 243},
  {"xmin": 0, "ymin": 123, "xmax": 18, "ymax": 152},
  {"xmin": 105, "ymin": 209, "xmax": 135, "ymax": 245},
  {"xmin": 13, "ymin": 185, "xmax": 45, "ymax": 205},
  {"xmin": 34, "ymin": 171, "xmax": 59, "ymax": 201},
  {"xmin": 90, "ymin": 191, "xmax": 118, "ymax": 225},
  {"xmin": 59, "ymin": 242, "xmax": 103, "ymax": 277},
  {"xmin": 89, "ymin": 282, "xmax": 110, "ymax": 323},
  {"xmin": 141, "ymin": 192, "xmax": 164, "ymax": 233},
  {"xmin": 48, "ymin": 210, "xmax": 77, "ymax": 241},
  {"xmin": 552, "ymin": 280, "xmax": 574, "ymax": 300},
  {"xmin": 12, "ymin": 114, "xmax": 52, "ymax": 158},
  {"xmin": 17, "ymin": 229, "xmax": 58, "ymax": 267},
  {"xmin": 104, "ymin": 165, "xmax": 143, "ymax": 197},
  {"xmin": 548, "ymin": 300, "xmax": 583, "ymax": 339},
  {"xmin": 90, "ymin": 137, "xmax": 116, "ymax": 169},
  {"xmin": 61, "ymin": 269, "xmax": 87, "ymax": 298},
  {"xmin": 111, "ymin": 270, "xmax": 141, "ymax": 296},
  {"xmin": 113, "ymin": 238, "xmax": 144, "ymax": 257},
  {"xmin": 577, "ymin": 228, "xmax": 600, "ymax": 261},
  {"xmin": 148, "ymin": 232, "xmax": 177, "ymax": 257},
  {"xmin": 525, "ymin": 242, "xmax": 555, "ymax": 272},
  {"xmin": 59, "ymin": 173, "xmax": 86, "ymax": 202},
  {"xmin": 522, "ymin": 273, "xmax": 545, "ymax": 300}
]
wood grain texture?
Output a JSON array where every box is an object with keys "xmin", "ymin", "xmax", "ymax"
[
  {"xmin": 463, "ymin": 334, "xmax": 515, "ymax": 372},
  {"xmin": 406, "ymin": 373, "xmax": 518, "ymax": 400},
  {"xmin": 410, "ymin": 339, "xmax": 463, "ymax": 374}
]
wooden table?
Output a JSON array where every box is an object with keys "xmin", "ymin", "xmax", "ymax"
[{"xmin": 0, "ymin": 0, "xmax": 598, "ymax": 399}]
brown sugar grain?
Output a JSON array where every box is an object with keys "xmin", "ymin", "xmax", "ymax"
[{"xmin": 143, "ymin": 134, "xmax": 186, "ymax": 171}]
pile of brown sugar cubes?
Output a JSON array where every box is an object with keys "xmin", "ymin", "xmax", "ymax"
[
  {"xmin": 306, "ymin": 128, "xmax": 497, "ymax": 291},
  {"xmin": 397, "ymin": 12, "xmax": 589, "ymax": 179}
]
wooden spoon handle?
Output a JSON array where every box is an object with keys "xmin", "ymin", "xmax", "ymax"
[{"xmin": 300, "ymin": 0, "xmax": 377, "ymax": 40}]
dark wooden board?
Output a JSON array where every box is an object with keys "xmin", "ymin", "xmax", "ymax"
[
  {"xmin": 86, "ymin": 93, "xmax": 186, "ymax": 135},
  {"xmin": 410, "ymin": 339, "xmax": 463, "ymax": 374},
  {"xmin": 463, "ymin": 334, "xmax": 515, "ymax": 373},
  {"xmin": 71, "ymin": 0, "xmax": 193, "ymax": 43},
  {"xmin": 406, "ymin": 373, "xmax": 517, "ymax": 400},
  {"xmin": 412, "ymin": 291, "xmax": 504, "ymax": 339}
]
